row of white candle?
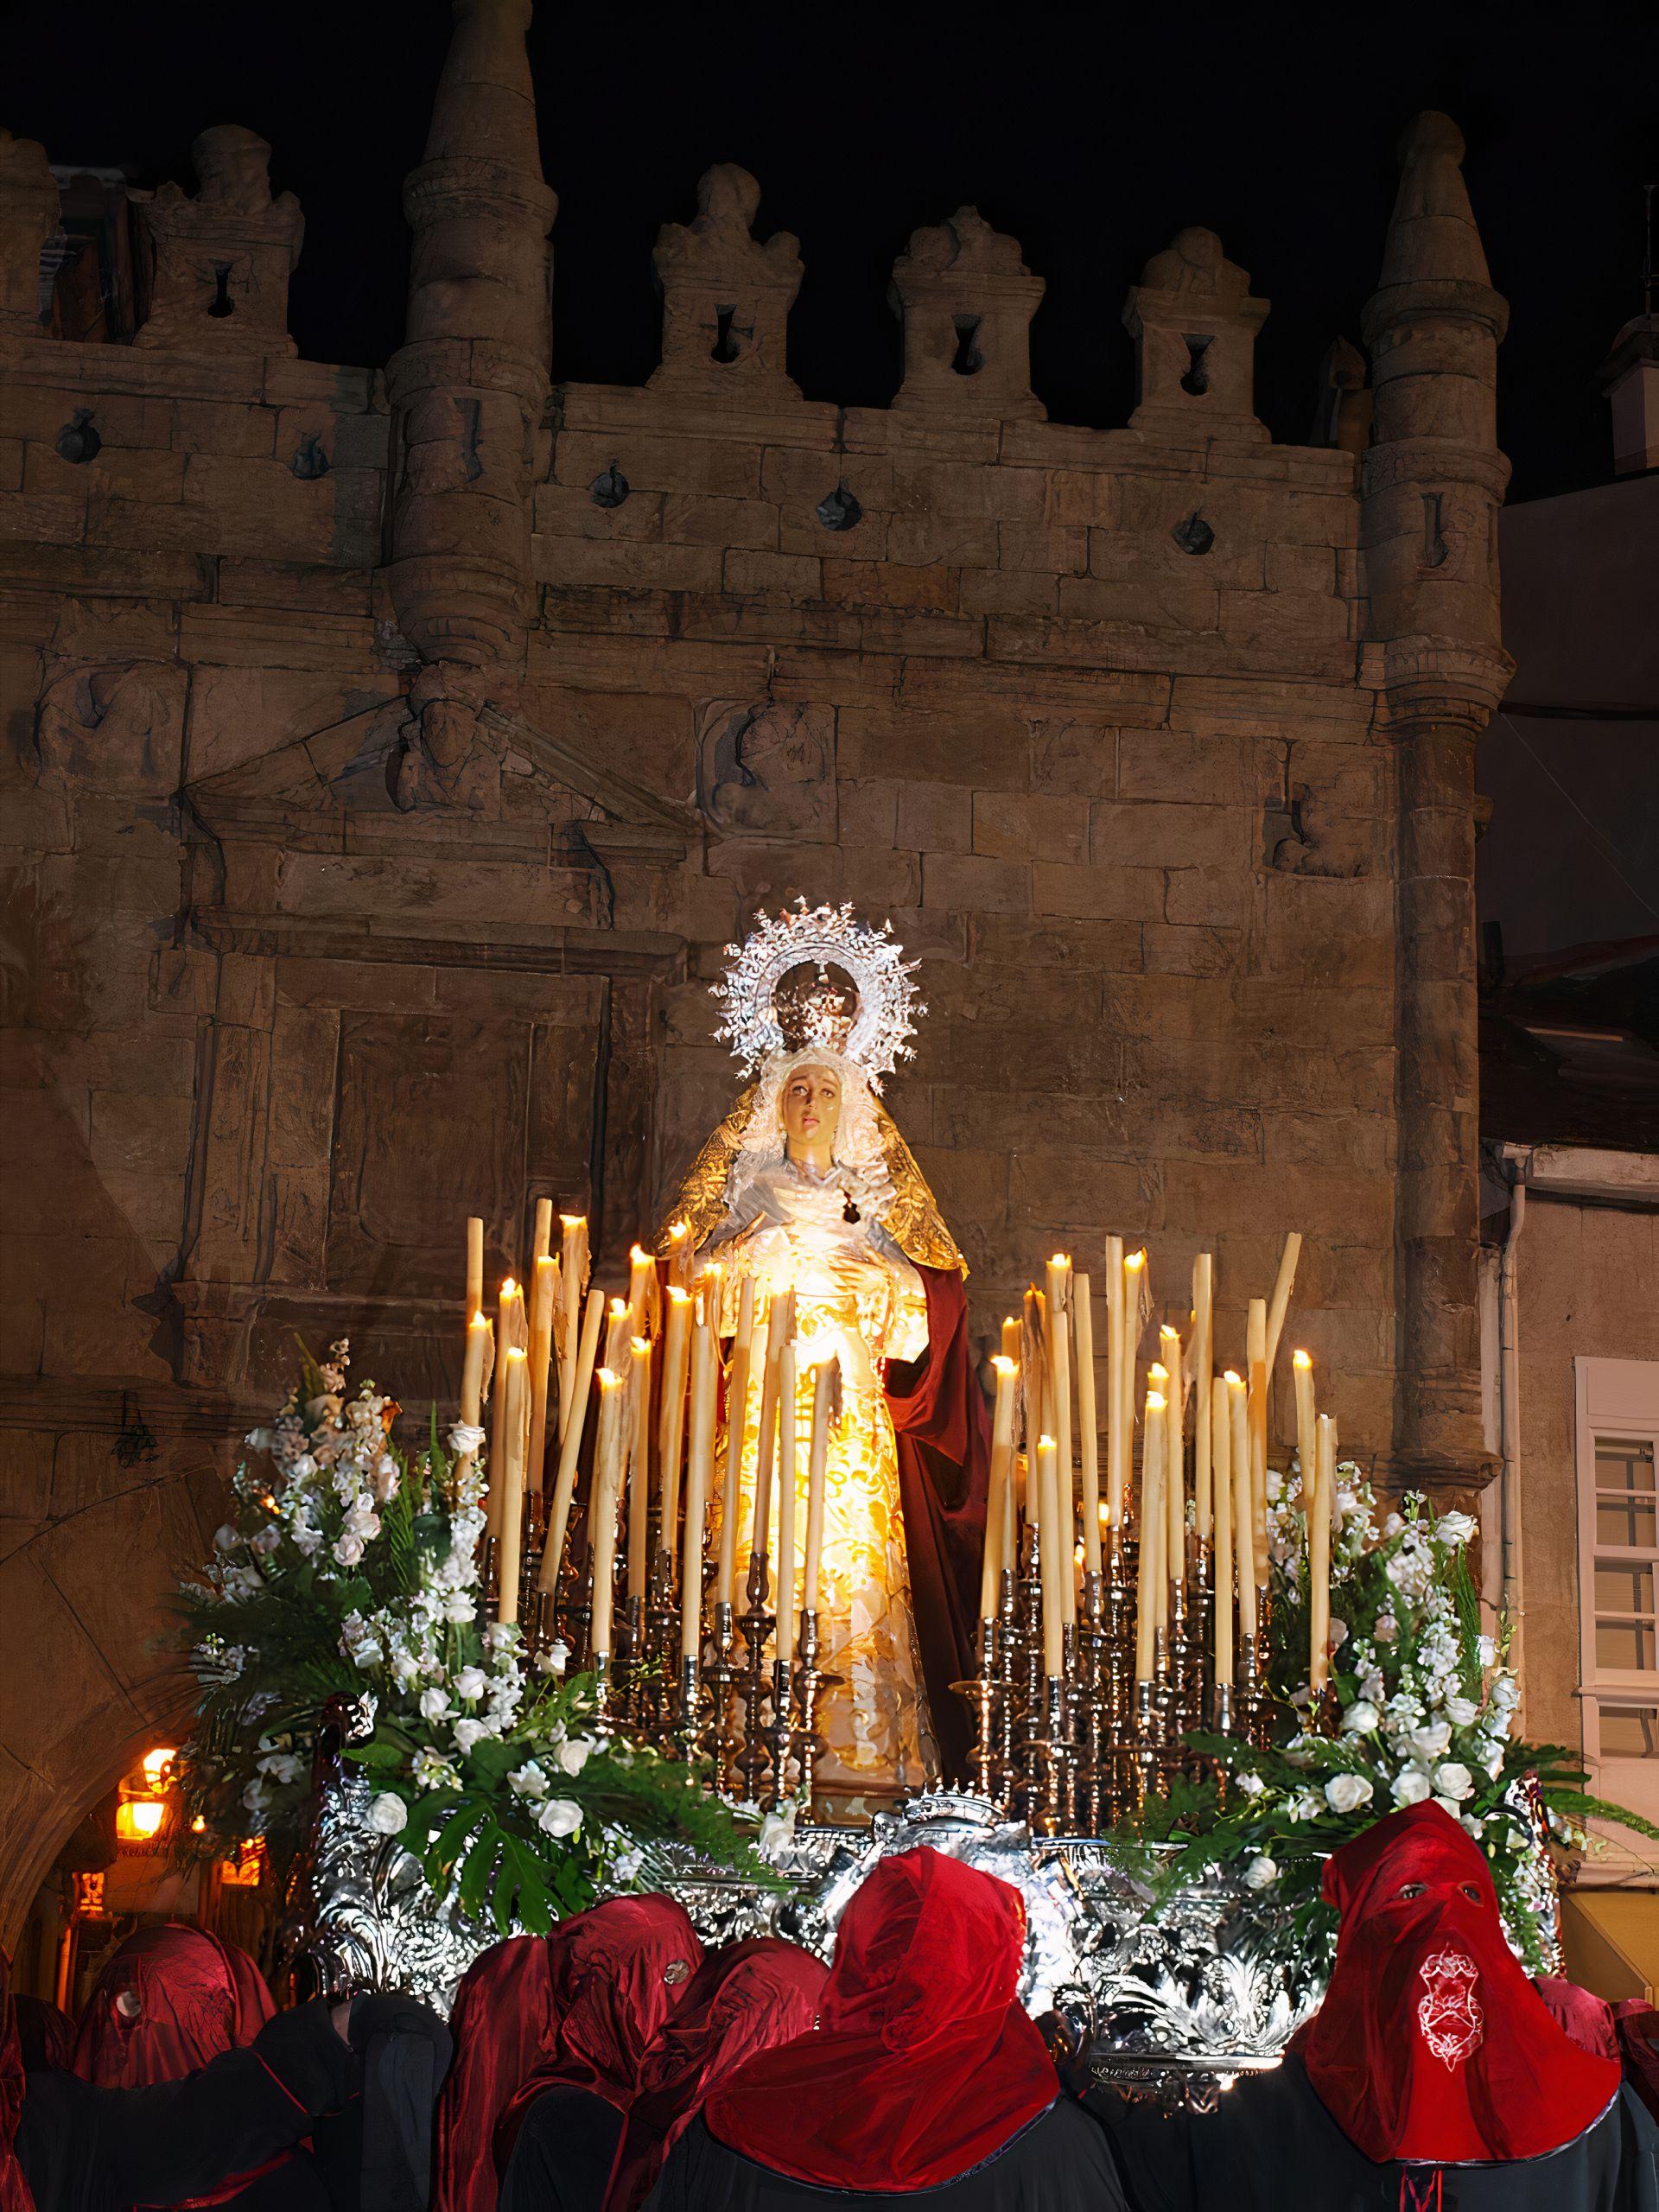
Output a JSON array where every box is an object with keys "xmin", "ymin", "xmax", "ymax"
[
  {"xmin": 976, "ymin": 1233, "xmax": 1339, "ymax": 1697},
  {"xmin": 458, "ymin": 1212, "xmax": 841, "ymax": 1675}
]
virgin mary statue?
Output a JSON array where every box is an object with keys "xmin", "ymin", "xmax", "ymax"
[{"xmin": 659, "ymin": 905, "xmax": 989, "ymax": 1803}]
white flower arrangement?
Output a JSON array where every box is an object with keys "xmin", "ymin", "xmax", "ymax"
[{"xmin": 177, "ymin": 1342, "xmax": 769, "ymax": 1933}]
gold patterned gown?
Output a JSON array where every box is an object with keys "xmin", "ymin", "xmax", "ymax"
[{"xmin": 711, "ymin": 1160, "xmax": 939, "ymax": 1799}]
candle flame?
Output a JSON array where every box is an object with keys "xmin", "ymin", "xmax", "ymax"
[
  {"xmin": 667, "ymin": 1285, "xmax": 691, "ymax": 1306},
  {"xmin": 668, "ymin": 1220, "xmax": 689, "ymax": 1243},
  {"xmin": 1293, "ymin": 1347, "xmax": 1313, "ymax": 1370},
  {"xmin": 1224, "ymin": 1369, "xmax": 1244, "ymax": 1388},
  {"xmin": 630, "ymin": 1243, "xmax": 652, "ymax": 1265},
  {"xmin": 991, "ymin": 1354, "xmax": 1017, "ymax": 1376},
  {"xmin": 505, "ymin": 1344, "xmax": 526, "ymax": 1363},
  {"xmin": 1160, "ymin": 1323, "xmax": 1179, "ymax": 1344},
  {"xmin": 1038, "ymin": 1433, "xmax": 1056, "ymax": 1451},
  {"xmin": 468, "ymin": 1310, "xmax": 488, "ymax": 1328},
  {"xmin": 597, "ymin": 1368, "xmax": 620, "ymax": 1389},
  {"xmin": 1125, "ymin": 1249, "xmax": 1147, "ymax": 1273},
  {"xmin": 1147, "ymin": 1391, "xmax": 1167, "ymax": 1412},
  {"xmin": 1148, "ymin": 1361, "xmax": 1169, "ymax": 1385},
  {"xmin": 610, "ymin": 1297, "xmax": 629, "ymax": 1317},
  {"xmin": 501, "ymin": 1278, "xmax": 518, "ymax": 1297},
  {"xmin": 559, "ymin": 1213, "xmax": 585, "ymax": 1226},
  {"xmin": 632, "ymin": 1336, "xmax": 650, "ymax": 1357},
  {"xmin": 1050, "ymin": 1252, "xmax": 1071, "ymax": 1268},
  {"xmin": 536, "ymin": 1252, "xmax": 556, "ymax": 1271}
]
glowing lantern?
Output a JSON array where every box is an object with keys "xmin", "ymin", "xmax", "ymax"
[{"xmin": 115, "ymin": 1797, "xmax": 166, "ymax": 1842}]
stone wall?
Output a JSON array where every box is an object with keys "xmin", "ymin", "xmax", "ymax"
[{"xmin": 0, "ymin": 26, "xmax": 1512, "ymax": 1940}]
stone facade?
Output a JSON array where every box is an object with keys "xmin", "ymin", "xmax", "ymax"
[{"xmin": 0, "ymin": 0, "xmax": 1510, "ymax": 1942}]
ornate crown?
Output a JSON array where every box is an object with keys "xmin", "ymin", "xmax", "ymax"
[{"xmin": 711, "ymin": 900, "xmax": 925, "ymax": 1087}]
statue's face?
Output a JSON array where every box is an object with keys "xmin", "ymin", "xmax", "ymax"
[{"xmin": 780, "ymin": 1063, "xmax": 841, "ymax": 1160}]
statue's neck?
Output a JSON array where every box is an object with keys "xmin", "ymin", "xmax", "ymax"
[{"xmin": 785, "ymin": 1141, "xmax": 836, "ymax": 1177}]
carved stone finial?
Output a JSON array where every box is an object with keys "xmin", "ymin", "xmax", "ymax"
[
  {"xmin": 888, "ymin": 207, "xmax": 1045, "ymax": 420},
  {"xmin": 133, "ymin": 126, "xmax": 302, "ymax": 355},
  {"xmin": 650, "ymin": 163, "xmax": 802, "ymax": 397},
  {"xmin": 0, "ymin": 129, "xmax": 60, "ymax": 339},
  {"xmin": 1309, "ymin": 336, "xmax": 1371, "ymax": 454},
  {"xmin": 1122, "ymin": 226, "xmax": 1268, "ymax": 442},
  {"xmin": 1372, "ymin": 111, "xmax": 1496, "ymax": 300}
]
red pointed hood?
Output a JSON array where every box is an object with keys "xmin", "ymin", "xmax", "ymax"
[{"xmin": 72, "ymin": 1925, "xmax": 275, "ymax": 2088}]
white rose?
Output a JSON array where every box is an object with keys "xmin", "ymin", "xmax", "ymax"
[
  {"xmin": 419, "ymin": 1687, "xmax": 452, "ymax": 1723},
  {"xmin": 1435, "ymin": 1511, "xmax": 1478, "ymax": 1548},
  {"xmin": 1433, "ymin": 1794, "xmax": 1465, "ymax": 1820},
  {"xmin": 1478, "ymin": 1635, "xmax": 1497, "ymax": 1668},
  {"xmin": 554, "ymin": 1735, "xmax": 596, "ymax": 1777},
  {"xmin": 334, "ymin": 1531, "xmax": 365, "ymax": 1567},
  {"xmin": 366, "ymin": 1792, "xmax": 408, "ymax": 1835},
  {"xmin": 1408, "ymin": 1721, "xmax": 1452, "ymax": 1760},
  {"xmin": 454, "ymin": 1668, "xmax": 487, "ymax": 1702},
  {"xmin": 1243, "ymin": 1854, "xmax": 1279, "ymax": 1891},
  {"xmin": 1443, "ymin": 1696, "xmax": 1479, "ymax": 1727},
  {"xmin": 448, "ymin": 1423, "xmax": 486, "ymax": 1457},
  {"xmin": 509, "ymin": 1762, "xmax": 549, "ymax": 1799},
  {"xmin": 1492, "ymin": 1675, "xmax": 1520, "ymax": 1713},
  {"xmin": 453, "ymin": 1719, "xmax": 490, "ymax": 1756},
  {"xmin": 540, "ymin": 1639, "xmax": 570, "ymax": 1676},
  {"xmin": 1325, "ymin": 1773, "xmax": 1376, "ymax": 1814},
  {"xmin": 1461, "ymin": 1814, "xmax": 1486, "ymax": 1840},
  {"xmin": 537, "ymin": 1797, "xmax": 583, "ymax": 1840},
  {"xmin": 1393, "ymin": 1767, "xmax": 1433, "ymax": 1805},
  {"xmin": 1234, "ymin": 1770, "xmax": 1267, "ymax": 1797},
  {"xmin": 1343, "ymin": 1701, "xmax": 1380, "ymax": 1735},
  {"xmin": 391, "ymin": 1652, "xmax": 421, "ymax": 1687},
  {"xmin": 1432, "ymin": 1761, "xmax": 1474, "ymax": 1802},
  {"xmin": 214, "ymin": 1523, "xmax": 241, "ymax": 1553},
  {"xmin": 758, "ymin": 1804, "xmax": 798, "ymax": 1862}
]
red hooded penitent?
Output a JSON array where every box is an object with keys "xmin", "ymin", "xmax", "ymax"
[
  {"xmin": 704, "ymin": 1847, "xmax": 1057, "ymax": 2191},
  {"xmin": 72, "ymin": 1926, "xmax": 275, "ymax": 2090},
  {"xmin": 1300, "ymin": 1801, "xmax": 1618, "ymax": 2165},
  {"xmin": 435, "ymin": 1896, "xmax": 702, "ymax": 2212},
  {"xmin": 602, "ymin": 1938, "xmax": 827, "ymax": 2212}
]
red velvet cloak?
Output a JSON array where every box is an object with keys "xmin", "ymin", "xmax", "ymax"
[
  {"xmin": 885, "ymin": 1266, "xmax": 992, "ymax": 1784},
  {"xmin": 601, "ymin": 1939, "xmax": 826, "ymax": 2212},
  {"xmin": 1300, "ymin": 1802, "xmax": 1618, "ymax": 2165},
  {"xmin": 435, "ymin": 1898, "xmax": 701, "ymax": 2212},
  {"xmin": 703, "ymin": 1847, "xmax": 1056, "ymax": 2191}
]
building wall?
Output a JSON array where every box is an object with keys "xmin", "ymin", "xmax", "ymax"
[{"xmin": 0, "ymin": 73, "xmax": 1510, "ymax": 1938}]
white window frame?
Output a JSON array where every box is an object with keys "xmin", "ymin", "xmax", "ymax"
[{"xmin": 1576, "ymin": 1356, "xmax": 1659, "ymax": 1812}]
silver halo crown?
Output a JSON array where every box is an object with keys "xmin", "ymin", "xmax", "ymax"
[{"xmin": 712, "ymin": 900, "xmax": 925, "ymax": 1089}]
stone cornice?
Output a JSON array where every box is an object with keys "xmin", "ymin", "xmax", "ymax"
[{"xmin": 1378, "ymin": 634, "xmax": 1515, "ymax": 733}]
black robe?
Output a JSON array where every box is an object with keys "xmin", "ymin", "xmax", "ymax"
[
  {"xmin": 642, "ymin": 2101, "xmax": 1128, "ymax": 2212},
  {"xmin": 18, "ymin": 2000, "xmax": 355, "ymax": 2212},
  {"xmin": 1088, "ymin": 2052, "xmax": 1659, "ymax": 2212},
  {"xmin": 498, "ymin": 2087, "xmax": 626, "ymax": 2212}
]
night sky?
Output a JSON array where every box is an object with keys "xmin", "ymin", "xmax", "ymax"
[{"xmin": 8, "ymin": 0, "xmax": 1659, "ymax": 504}]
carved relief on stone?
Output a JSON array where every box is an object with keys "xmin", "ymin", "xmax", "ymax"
[
  {"xmin": 650, "ymin": 164, "xmax": 802, "ymax": 397},
  {"xmin": 889, "ymin": 207, "xmax": 1045, "ymax": 419},
  {"xmin": 1122, "ymin": 226, "xmax": 1268, "ymax": 439},
  {"xmin": 1267, "ymin": 784, "xmax": 1371, "ymax": 879},
  {"xmin": 391, "ymin": 662, "xmax": 503, "ymax": 816},
  {"xmin": 697, "ymin": 699, "xmax": 836, "ymax": 842},
  {"xmin": 133, "ymin": 126, "xmax": 302, "ymax": 356},
  {"xmin": 33, "ymin": 662, "xmax": 188, "ymax": 794},
  {"xmin": 0, "ymin": 128, "xmax": 59, "ymax": 338}
]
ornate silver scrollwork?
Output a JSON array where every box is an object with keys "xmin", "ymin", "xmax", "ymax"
[{"xmin": 288, "ymin": 1778, "xmax": 1327, "ymax": 2101}]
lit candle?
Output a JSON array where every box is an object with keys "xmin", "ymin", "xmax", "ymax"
[
  {"xmin": 1001, "ymin": 1313, "xmax": 1021, "ymax": 1367},
  {"xmin": 1046, "ymin": 1255, "xmax": 1075, "ymax": 1625},
  {"xmin": 980, "ymin": 1356, "xmax": 1019, "ymax": 1618},
  {"xmin": 557, "ymin": 1215, "xmax": 588, "ymax": 1441},
  {"xmin": 1103, "ymin": 1236, "xmax": 1126, "ymax": 1531},
  {"xmin": 603, "ymin": 1295, "xmax": 632, "ymax": 1375},
  {"xmin": 1310, "ymin": 1412, "xmax": 1334, "ymax": 1692},
  {"xmin": 496, "ymin": 1346, "xmax": 528, "ymax": 1624},
  {"xmin": 628, "ymin": 1244, "xmax": 658, "ymax": 1334},
  {"xmin": 1192, "ymin": 1253, "xmax": 1214, "ymax": 1539},
  {"xmin": 460, "ymin": 1309, "xmax": 491, "ymax": 1437},
  {"xmin": 527, "ymin": 1252, "xmax": 559, "ymax": 1496},
  {"xmin": 665, "ymin": 1217, "xmax": 691, "ymax": 1290},
  {"xmin": 680, "ymin": 1306, "xmax": 716, "ymax": 1659},
  {"xmin": 539, "ymin": 1286, "xmax": 604, "ymax": 1594},
  {"xmin": 658, "ymin": 1286, "xmax": 693, "ymax": 1569},
  {"xmin": 1021, "ymin": 1287, "xmax": 1045, "ymax": 1533},
  {"xmin": 1227, "ymin": 1372, "xmax": 1256, "ymax": 1643},
  {"xmin": 1121, "ymin": 1249, "xmax": 1147, "ymax": 1527},
  {"xmin": 717, "ymin": 1278, "xmax": 758, "ymax": 1608},
  {"xmin": 1293, "ymin": 1348, "xmax": 1318, "ymax": 1522},
  {"xmin": 487, "ymin": 1278, "xmax": 518, "ymax": 1539},
  {"xmin": 1038, "ymin": 1436, "xmax": 1064, "ymax": 1678},
  {"xmin": 776, "ymin": 1338, "xmax": 798, "ymax": 1660},
  {"xmin": 466, "ymin": 1216, "xmax": 484, "ymax": 1331},
  {"xmin": 1264, "ymin": 1230, "xmax": 1303, "ymax": 1375},
  {"xmin": 1247, "ymin": 1297, "xmax": 1268, "ymax": 1593},
  {"xmin": 1135, "ymin": 1394, "xmax": 1166, "ymax": 1681},
  {"xmin": 588, "ymin": 1370, "xmax": 624, "ymax": 1657},
  {"xmin": 626, "ymin": 1337, "xmax": 652, "ymax": 1605},
  {"xmin": 804, "ymin": 1357, "xmax": 836, "ymax": 1619},
  {"xmin": 1160, "ymin": 1324, "xmax": 1185, "ymax": 1592},
  {"xmin": 750, "ymin": 1290, "xmax": 791, "ymax": 1561},
  {"xmin": 1211, "ymin": 1372, "xmax": 1234, "ymax": 1689},
  {"xmin": 1073, "ymin": 1275, "xmax": 1102, "ymax": 1575}
]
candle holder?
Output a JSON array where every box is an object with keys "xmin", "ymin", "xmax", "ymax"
[
  {"xmin": 953, "ymin": 1617, "xmax": 1001, "ymax": 1809},
  {"xmin": 590, "ymin": 1649, "xmax": 613, "ymax": 1726},
  {"xmin": 1017, "ymin": 1524, "xmax": 1046, "ymax": 1816},
  {"xmin": 476, "ymin": 1535, "xmax": 499, "ymax": 1628},
  {"xmin": 794, "ymin": 1609, "xmax": 834, "ymax": 1820},
  {"xmin": 765, "ymin": 1655, "xmax": 795, "ymax": 1810},
  {"xmin": 1036, "ymin": 1673, "xmax": 1070, "ymax": 1837},
  {"xmin": 675, "ymin": 1649, "xmax": 708, "ymax": 1773},
  {"xmin": 1131, "ymin": 1675, "xmax": 1159, "ymax": 1813},
  {"xmin": 646, "ymin": 1549, "xmax": 679, "ymax": 1736},
  {"xmin": 1060, "ymin": 1620, "xmax": 1082, "ymax": 1830},
  {"xmin": 620, "ymin": 1592, "xmax": 647, "ymax": 1724},
  {"xmin": 706, "ymin": 1599, "xmax": 739, "ymax": 1794},
  {"xmin": 734, "ymin": 1551, "xmax": 774, "ymax": 1803},
  {"xmin": 995, "ymin": 1565, "xmax": 1020, "ymax": 1800},
  {"xmin": 1079, "ymin": 1569, "xmax": 1107, "ymax": 1833},
  {"xmin": 520, "ymin": 1492, "xmax": 547, "ymax": 1630},
  {"xmin": 1236, "ymin": 1630, "xmax": 1269, "ymax": 1749}
]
